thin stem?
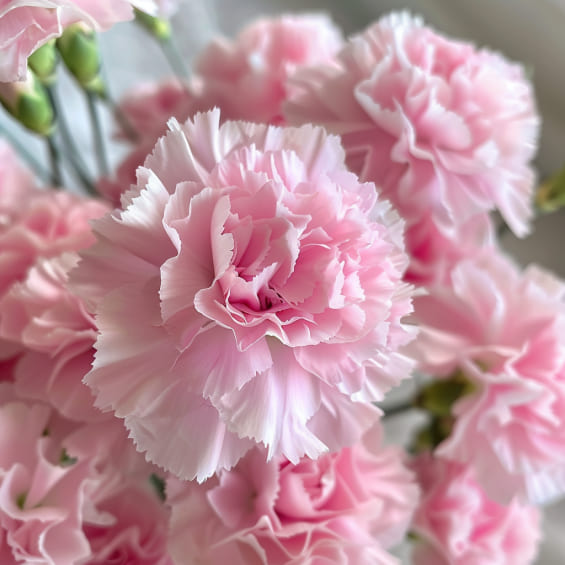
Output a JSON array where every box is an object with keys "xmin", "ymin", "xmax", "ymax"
[
  {"xmin": 86, "ymin": 91, "xmax": 109, "ymax": 177},
  {"xmin": 46, "ymin": 84, "xmax": 94, "ymax": 193},
  {"xmin": 46, "ymin": 135, "xmax": 62, "ymax": 186},
  {"xmin": 160, "ymin": 36, "xmax": 190, "ymax": 80},
  {"xmin": 0, "ymin": 124, "xmax": 52, "ymax": 184}
]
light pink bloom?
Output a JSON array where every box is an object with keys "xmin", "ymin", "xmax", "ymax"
[
  {"xmin": 193, "ymin": 13, "xmax": 343, "ymax": 124},
  {"xmin": 167, "ymin": 425, "xmax": 416, "ymax": 565},
  {"xmin": 72, "ymin": 109, "xmax": 415, "ymax": 481},
  {"xmin": 411, "ymin": 455, "xmax": 541, "ymax": 565},
  {"xmin": 0, "ymin": 189, "xmax": 107, "ymax": 299},
  {"xmin": 0, "ymin": 253, "xmax": 103, "ymax": 422},
  {"xmin": 0, "ymin": 0, "xmax": 165, "ymax": 82},
  {"xmin": 412, "ymin": 250, "xmax": 565, "ymax": 504},
  {"xmin": 285, "ymin": 12, "xmax": 538, "ymax": 274}
]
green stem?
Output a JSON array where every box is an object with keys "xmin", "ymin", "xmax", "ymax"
[
  {"xmin": 86, "ymin": 91, "xmax": 109, "ymax": 177},
  {"xmin": 46, "ymin": 135, "xmax": 62, "ymax": 186},
  {"xmin": 160, "ymin": 36, "xmax": 190, "ymax": 80},
  {"xmin": 46, "ymin": 84, "xmax": 95, "ymax": 194}
]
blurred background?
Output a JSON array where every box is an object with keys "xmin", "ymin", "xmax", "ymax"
[{"xmin": 2, "ymin": 1, "xmax": 564, "ymax": 562}]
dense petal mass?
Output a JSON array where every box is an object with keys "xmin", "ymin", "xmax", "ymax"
[
  {"xmin": 166, "ymin": 425, "xmax": 417, "ymax": 565},
  {"xmin": 412, "ymin": 250, "xmax": 565, "ymax": 504},
  {"xmin": 72, "ymin": 109, "xmax": 415, "ymax": 480},
  {"xmin": 285, "ymin": 12, "xmax": 539, "ymax": 283},
  {"xmin": 411, "ymin": 456, "xmax": 541, "ymax": 565}
]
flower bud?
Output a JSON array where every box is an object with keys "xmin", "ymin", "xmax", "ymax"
[
  {"xmin": 56, "ymin": 23, "xmax": 105, "ymax": 96},
  {"xmin": 27, "ymin": 40, "xmax": 58, "ymax": 85},
  {"xmin": 0, "ymin": 72, "xmax": 55, "ymax": 135},
  {"xmin": 134, "ymin": 9, "xmax": 172, "ymax": 41}
]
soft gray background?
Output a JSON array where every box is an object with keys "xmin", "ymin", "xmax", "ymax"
[{"xmin": 2, "ymin": 1, "xmax": 564, "ymax": 562}]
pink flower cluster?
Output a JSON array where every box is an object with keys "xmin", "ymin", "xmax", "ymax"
[{"xmin": 0, "ymin": 8, "xmax": 554, "ymax": 565}]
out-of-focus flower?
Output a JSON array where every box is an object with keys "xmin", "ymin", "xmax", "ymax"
[
  {"xmin": 285, "ymin": 12, "xmax": 538, "ymax": 281},
  {"xmin": 193, "ymin": 14, "xmax": 343, "ymax": 124},
  {"xmin": 0, "ymin": 0, "xmax": 169, "ymax": 82},
  {"xmin": 412, "ymin": 250, "xmax": 565, "ymax": 504},
  {"xmin": 0, "ymin": 189, "xmax": 107, "ymax": 299},
  {"xmin": 411, "ymin": 455, "xmax": 541, "ymax": 565},
  {"xmin": 0, "ymin": 253, "xmax": 103, "ymax": 422},
  {"xmin": 72, "ymin": 109, "xmax": 415, "ymax": 481},
  {"xmin": 167, "ymin": 425, "xmax": 417, "ymax": 565}
]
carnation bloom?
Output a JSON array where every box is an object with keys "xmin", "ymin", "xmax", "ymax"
[
  {"xmin": 193, "ymin": 13, "xmax": 343, "ymax": 124},
  {"xmin": 0, "ymin": 0, "xmax": 167, "ymax": 82},
  {"xmin": 73, "ymin": 109, "xmax": 415, "ymax": 481},
  {"xmin": 285, "ymin": 12, "xmax": 538, "ymax": 280},
  {"xmin": 0, "ymin": 189, "xmax": 108, "ymax": 299},
  {"xmin": 167, "ymin": 425, "xmax": 417, "ymax": 565},
  {"xmin": 0, "ymin": 253, "xmax": 103, "ymax": 422},
  {"xmin": 411, "ymin": 455, "xmax": 541, "ymax": 565},
  {"xmin": 412, "ymin": 250, "xmax": 565, "ymax": 504}
]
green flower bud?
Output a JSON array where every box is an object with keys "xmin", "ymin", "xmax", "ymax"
[
  {"xmin": 56, "ymin": 23, "xmax": 106, "ymax": 96},
  {"xmin": 135, "ymin": 8, "xmax": 172, "ymax": 41},
  {"xmin": 28, "ymin": 40, "xmax": 58, "ymax": 85},
  {"xmin": 0, "ymin": 72, "xmax": 55, "ymax": 136},
  {"xmin": 536, "ymin": 166, "xmax": 565, "ymax": 213}
]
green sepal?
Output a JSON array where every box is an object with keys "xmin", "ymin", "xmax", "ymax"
[
  {"xmin": 28, "ymin": 40, "xmax": 58, "ymax": 85},
  {"xmin": 56, "ymin": 24, "xmax": 106, "ymax": 96}
]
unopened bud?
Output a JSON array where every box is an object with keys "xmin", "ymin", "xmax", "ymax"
[
  {"xmin": 415, "ymin": 370, "xmax": 475, "ymax": 418},
  {"xmin": 28, "ymin": 40, "xmax": 58, "ymax": 85},
  {"xmin": 134, "ymin": 8, "xmax": 172, "ymax": 41},
  {"xmin": 0, "ymin": 72, "xmax": 55, "ymax": 135},
  {"xmin": 56, "ymin": 23, "xmax": 106, "ymax": 96}
]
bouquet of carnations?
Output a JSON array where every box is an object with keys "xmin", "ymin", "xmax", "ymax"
[{"xmin": 0, "ymin": 2, "xmax": 561, "ymax": 563}]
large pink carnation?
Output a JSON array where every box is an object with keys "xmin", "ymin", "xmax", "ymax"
[
  {"xmin": 412, "ymin": 250, "xmax": 565, "ymax": 504},
  {"xmin": 167, "ymin": 425, "xmax": 417, "ymax": 565},
  {"xmin": 193, "ymin": 13, "xmax": 343, "ymax": 124},
  {"xmin": 411, "ymin": 456, "xmax": 541, "ymax": 565},
  {"xmin": 285, "ymin": 12, "xmax": 538, "ymax": 279},
  {"xmin": 72, "ymin": 109, "xmax": 415, "ymax": 481},
  {"xmin": 0, "ymin": 0, "xmax": 165, "ymax": 82}
]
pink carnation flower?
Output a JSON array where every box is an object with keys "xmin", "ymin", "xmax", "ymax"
[
  {"xmin": 193, "ymin": 13, "xmax": 343, "ymax": 124},
  {"xmin": 412, "ymin": 250, "xmax": 565, "ymax": 504},
  {"xmin": 0, "ymin": 0, "xmax": 166, "ymax": 82},
  {"xmin": 0, "ymin": 253, "xmax": 103, "ymax": 422},
  {"xmin": 167, "ymin": 425, "xmax": 417, "ymax": 565},
  {"xmin": 285, "ymin": 12, "xmax": 538, "ymax": 277},
  {"xmin": 72, "ymin": 109, "xmax": 415, "ymax": 481},
  {"xmin": 411, "ymin": 455, "xmax": 541, "ymax": 565}
]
